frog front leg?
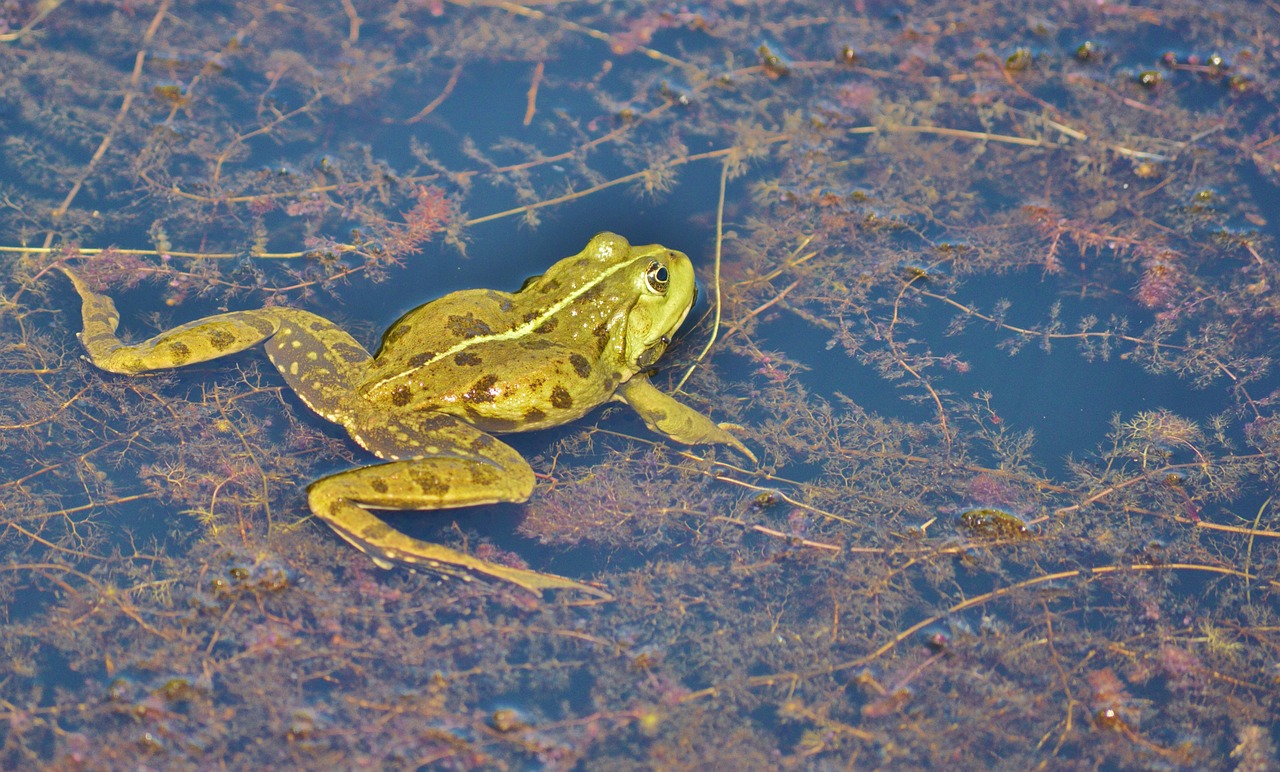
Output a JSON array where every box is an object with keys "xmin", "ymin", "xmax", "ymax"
[
  {"xmin": 615, "ymin": 377, "xmax": 757, "ymax": 463},
  {"xmin": 309, "ymin": 410, "xmax": 609, "ymax": 597}
]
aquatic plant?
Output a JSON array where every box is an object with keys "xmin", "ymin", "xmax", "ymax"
[{"xmin": 0, "ymin": 0, "xmax": 1275, "ymax": 767}]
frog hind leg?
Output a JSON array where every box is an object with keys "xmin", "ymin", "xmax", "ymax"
[
  {"xmin": 61, "ymin": 267, "xmax": 372, "ymax": 423},
  {"xmin": 310, "ymin": 411, "xmax": 610, "ymax": 598},
  {"xmin": 61, "ymin": 266, "xmax": 287, "ymax": 374},
  {"xmin": 262, "ymin": 314, "xmax": 371, "ymax": 424}
]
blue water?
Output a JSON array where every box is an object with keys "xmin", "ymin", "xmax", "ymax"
[{"xmin": 0, "ymin": 1, "xmax": 1276, "ymax": 768}]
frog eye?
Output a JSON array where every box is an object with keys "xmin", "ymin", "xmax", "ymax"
[{"xmin": 645, "ymin": 261, "xmax": 669, "ymax": 293}]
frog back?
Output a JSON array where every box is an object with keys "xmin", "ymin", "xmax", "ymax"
[
  {"xmin": 359, "ymin": 288, "xmax": 628, "ymax": 432},
  {"xmin": 407, "ymin": 337, "xmax": 622, "ymax": 432}
]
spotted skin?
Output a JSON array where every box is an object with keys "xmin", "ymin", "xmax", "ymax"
[{"xmin": 59, "ymin": 232, "xmax": 753, "ymax": 597}]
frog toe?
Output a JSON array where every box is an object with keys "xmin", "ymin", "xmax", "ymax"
[{"xmin": 715, "ymin": 423, "xmax": 758, "ymax": 464}]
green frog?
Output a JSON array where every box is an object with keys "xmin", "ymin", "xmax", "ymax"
[{"xmin": 60, "ymin": 232, "xmax": 753, "ymax": 597}]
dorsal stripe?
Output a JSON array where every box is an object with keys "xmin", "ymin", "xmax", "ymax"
[{"xmin": 366, "ymin": 257, "xmax": 638, "ymax": 391}]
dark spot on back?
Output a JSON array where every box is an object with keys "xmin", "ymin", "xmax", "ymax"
[
  {"xmin": 534, "ymin": 317, "xmax": 558, "ymax": 334},
  {"xmin": 369, "ymin": 478, "xmax": 389, "ymax": 494},
  {"xmin": 465, "ymin": 374, "xmax": 500, "ymax": 403},
  {"xmin": 524, "ymin": 408, "xmax": 546, "ymax": 423},
  {"xmin": 482, "ymin": 290, "xmax": 513, "ymax": 314},
  {"xmin": 569, "ymin": 353, "xmax": 592, "ymax": 378},
  {"xmin": 550, "ymin": 385, "xmax": 573, "ymax": 410},
  {"xmin": 407, "ymin": 352, "xmax": 433, "ymax": 368},
  {"xmin": 390, "ymin": 384, "xmax": 412, "ymax": 406},
  {"xmin": 454, "ymin": 352, "xmax": 482, "ymax": 366},
  {"xmin": 446, "ymin": 313, "xmax": 493, "ymax": 339}
]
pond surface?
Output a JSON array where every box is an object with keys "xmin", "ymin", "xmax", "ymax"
[{"xmin": 0, "ymin": 0, "xmax": 1277, "ymax": 767}]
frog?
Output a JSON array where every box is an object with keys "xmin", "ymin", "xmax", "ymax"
[{"xmin": 59, "ymin": 232, "xmax": 754, "ymax": 597}]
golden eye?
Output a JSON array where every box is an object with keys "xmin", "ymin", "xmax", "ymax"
[{"xmin": 645, "ymin": 261, "xmax": 669, "ymax": 293}]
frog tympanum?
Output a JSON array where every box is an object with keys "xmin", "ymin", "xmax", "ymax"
[{"xmin": 61, "ymin": 233, "xmax": 753, "ymax": 596}]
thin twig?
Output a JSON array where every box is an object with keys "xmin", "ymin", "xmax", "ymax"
[{"xmin": 675, "ymin": 158, "xmax": 729, "ymax": 393}]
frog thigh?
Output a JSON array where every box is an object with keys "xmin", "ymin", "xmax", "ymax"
[
  {"xmin": 336, "ymin": 411, "xmax": 536, "ymax": 518},
  {"xmin": 615, "ymin": 376, "xmax": 757, "ymax": 463},
  {"xmin": 263, "ymin": 312, "xmax": 371, "ymax": 423},
  {"xmin": 62, "ymin": 266, "xmax": 287, "ymax": 374}
]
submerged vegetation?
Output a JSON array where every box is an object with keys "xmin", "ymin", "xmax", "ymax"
[{"xmin": 0, "ymin": 0, "xmax": 1277, "ymax": 767}]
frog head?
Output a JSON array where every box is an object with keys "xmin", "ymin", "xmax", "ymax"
[{"xmin": 609, "ymin": 237, "xmax": 696, "ymax": 373}]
